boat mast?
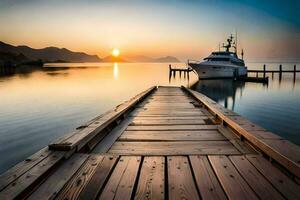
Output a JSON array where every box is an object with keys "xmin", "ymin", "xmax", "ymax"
[{"xmin": 235, "ymin": 31, "xmax": 238, "ymax": 54}]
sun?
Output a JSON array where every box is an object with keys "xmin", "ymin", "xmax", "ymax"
[{"xmin": 112, "ymin": 48, "xmax": 120, "ymax": 57}]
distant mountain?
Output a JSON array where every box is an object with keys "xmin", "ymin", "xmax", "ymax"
[
  {"xmin": 101, "ymin": 55, "xmax": 127, "ymax": 63},
  {"xmin": 154, "ymin": 56, "xmax": 180, "ymax": 63},
  {"xmin": 0, "ymin": 41, "xmax": 101, "ymax": 63},
  {"xmin": 124, "ymin": 55, "xmax": 180, "ymax": 63}
]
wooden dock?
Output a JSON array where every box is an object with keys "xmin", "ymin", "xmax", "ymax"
[{"xmin": 1, "ymin": 86, "xmax": 300, "ymax": 199}]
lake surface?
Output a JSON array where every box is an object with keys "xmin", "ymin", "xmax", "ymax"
[{"xmin": 0, "ymin": 62, "xmax": 299, "ymax": 174}]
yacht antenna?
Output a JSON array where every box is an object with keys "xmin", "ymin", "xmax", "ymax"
[
  {"xmin": 241, "ymin": 49, "xmax": 244, "ymax": 59},
  {"xmin": 235, "ymin": 31, "xmax": 238, "ymax": 54}
]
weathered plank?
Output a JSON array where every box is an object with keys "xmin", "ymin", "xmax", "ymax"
[
  {"xmin": 132, "ymin": 116, "xmax": 208, "ymax": 120},
  {"xmin": 229, "ymin": 155, "xmax": 284, "ymax": 200},
  {"xmin": 109, "ymin": 141, "xmax": 240, "ymax": 155},
  {"xmin": 119, "ymin": 130, "xmax": 226, "ymax": 141},
  {"xmin": 261, "ymin": 139, "xmax": 300, "ymax": 166},
  {"xmin": 208, "ymin": 155, "xmax": 258, "ymax": 200},
  {"xmin": 218, "ymin": 126, "xmax": 256, "ymax": 154},
  {"xmin": 56, "ymin": 155, "xmax": 104, "ymax": 200},
  {"xmin": 131, "ymin": 119, "xmax": 206, "ymax": 125},
  {"xmin": 0, "ymin": 151, "xmax": 65, "ymax": 199},
  {"xmin": 138, "ymin": 107, "xmax": 197, "ymax": 111},
  {"xmin": 134, "ymin": 157, "xmax": 164, "ymax": 200},
  {"xmin": 126, "ymin": 125, "xmax": 217, "ymax": 131},
  {"xmin": 78, "ymin": 155, "xmax": 118, "ymax": 200},
  {"xmin": 142, "ymin": 104, "xmax": 195, "ymax": 108},
  {"xmin": 131, "ymin": 113, "xmax": 206, "ymax": 117},
  {"xmin": 92, "ymin": 117, "xmax": 133, "ymax": 153},
  {"xmin": 28, "ymin": 154, "xmax": 88, "ymax": 200},
  {"xmin": 136, "ymin": 110, "xmax": 204, "ymax": 115},
  {"xmin": 246, "ymin": 155, "xmax": 300, "ymax": 200},
  {"xmin": 99, "ymin": 156, "xmax": 141, "ymax": 200},
  {"xmin": 189, "ymin": 156, "xmax": 226, "ymax": 200},
  {"xmin": 168, "ymin": 156, "xmax": 199, "ymax": 200},
  {"xmin": 0, "ymin": 147, "xmax": 51, "ymax": 192}
]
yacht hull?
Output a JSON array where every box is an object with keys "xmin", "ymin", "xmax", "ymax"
[{"xmin": 189, "ymin": 63, "xmax": 247, "ymax": 79}]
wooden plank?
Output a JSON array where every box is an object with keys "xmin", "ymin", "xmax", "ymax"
[
  {"xmin": 218, "ymin": 126, "xmax": 256, "ymax": 154},
  {"xmin": 189, "ymin": 156, "xmax": 226, "ymax": 200},
  {"xmin": 261, "ymin": 139, "xmax": 300, "ymax": 166},
  {"xmin": 168, "ymin": 156, "xmax": 199, "ymax": 200},
  {"xmin": 126, "ymin": 125, "xmax": 217, "ymax": 131},
  {"xmin": 149, "ymin": 97, "xmax": 190, "ymax": 101},
  {"xmin": 138, "ymin": 107, "xmax": 197, "ymax": 111},
  {"xmin": 99, "ymin": 156, "xmax": 141, "ymax": 200},
  {"xmin": 136, "ymin": 110, "xmax": 201, "ymax": 114},
  {"xmin": 208, "ymin": 155, "xmax": 258, "ymax": 200},
  {"xmin": 249, "ymin": 130, "xmax": 282, "ymax": 139},
  {"xmin": 132, "ymin": 116, "xmax": 208, "ymax": 120},
  {"xmin": 131, "ymin": 113, "xmax": 206, "ymax": 117},
  {"xmin": 141, "ymin": 107, "xmax": 196, "ymax": 110},
  {"xmin": 246, "ymin": 155, "xmax": 300, "ymax": 200},
  {"xmin": 134, "ymin": 157, "xmax": 164, "ymax": 200},
  {"xmin": 228, "ymin": 116, "xmax": 266, "ymax": 131},
  {"xmin": 109, "ymin": 141, "xmax": 240, "ymax": 155},
  {"xmin": 27, "ymin": 154, "xmax": 88, "ymax": 200},
  {"xmin": 0, "ymin": 151, "xmax": 65, "ymax": 199},
  {"xmin": 56, "ymin": 155, "xmax": 104, "ymax": 200},
  {"xmin": 0, "ymin": 147, "xmax": 51, "ymax": 192},
  {"xmin": 78, "ymin": 155, "xmax": 119, "ymax": 200},
  {"xmin": 119, "ymin": 130, "xmax": 226, "ymax": 141},
  {"xmin": 229, "ymin": 156, "xmax": 284, "ymax": 200},
  {"xmin": 92, "ymin": 117, "xmax": 133, "ymax": 153},
  {"xmin": 49, "ymin": 86, "xmax": 156, "ymax": 151},
  {"xmin": 142, "ymin": 105, "xmax": 195, "ymax": 109},
  {"xmin": 131, "ymin": 119, "xmax": 206, "ymax": 125}
]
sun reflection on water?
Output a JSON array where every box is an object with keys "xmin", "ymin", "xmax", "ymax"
[{"xmin": 113, "ymin": 62, "xmax": 119, "ymax": 80}]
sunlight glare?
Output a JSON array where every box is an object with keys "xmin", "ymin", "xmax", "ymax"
[
  {"xmin": 112, "ymin": 48, "xmax": 120, "ymax": 57},
  {"xmin": 113, "ymin": 62, "xmax": 119, "ymax": 79}
]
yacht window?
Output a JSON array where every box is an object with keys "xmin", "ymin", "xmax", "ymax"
[{"xmin": 208, "ymin": 58, "xmax": 230, "ymax": 62}]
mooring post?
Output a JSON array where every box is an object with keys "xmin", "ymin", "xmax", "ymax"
[
  {"xmin": 169, "ymin": 64, "xmax": 172, "ymax": 71},
  {"xmin": 279, "ymin": 64, "xmax": 282, "ymax": 73},
  {"xmin": 263, "ymin": 64, "xmax": 266, "ymax": 78},
  {"xmin": 294, "ymin": 65, "xmax": 296, "ymax": 73}
]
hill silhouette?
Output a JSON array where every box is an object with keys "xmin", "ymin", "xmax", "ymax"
[{"xmin": 0, "ymin": 41, "xmax": 101, "ymax": 63}]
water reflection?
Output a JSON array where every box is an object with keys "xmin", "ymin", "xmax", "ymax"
[
  {"xmin": 0, "ymin": 64, "xmax": 72, "ymax": 78},
  {"xmin": 192, "ymin": 79, "xmax": 245, "ymax": 110},
  {"xmin": 113, "ymin": 62, "xmax": 119, "ymax": 80},
  {"xmin": 168, "ymin": 69, "xmax": 193, "ymax": 87}
]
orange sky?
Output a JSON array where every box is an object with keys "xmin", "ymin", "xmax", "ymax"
[{"xmin": 0, "ymin": 0, "xmax": 299, "ymax": 61}]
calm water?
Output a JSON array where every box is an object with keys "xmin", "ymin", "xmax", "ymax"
[{"xmin": 0, "ymin": 62, "xmax": 299, "ymax": 173}]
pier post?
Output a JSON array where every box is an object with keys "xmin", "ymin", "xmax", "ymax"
[
  {"xmin": 263, "ymin": 64, "xmax": 266, "ymax": 78},
  {"xmin": 294, "ymin": 65, "xmax": 296, "ymax": 73},
  {"xmin": 279, "ymin": 64, "xmax": 282, "ymax": 73}
]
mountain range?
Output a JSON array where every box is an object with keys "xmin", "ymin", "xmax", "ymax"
[{"xmin": 0, "ymin": 41, "xmax": 180, "ymax": 63}]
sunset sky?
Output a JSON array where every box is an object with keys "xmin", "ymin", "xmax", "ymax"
[{"xmin": 0, "ymin": 0, "xmax": 299, "ymax": 61}]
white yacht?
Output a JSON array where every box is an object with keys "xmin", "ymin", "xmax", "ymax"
[{"xmin": 188, "ymin": 35, "xmax": 247, "ymax": 79}]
